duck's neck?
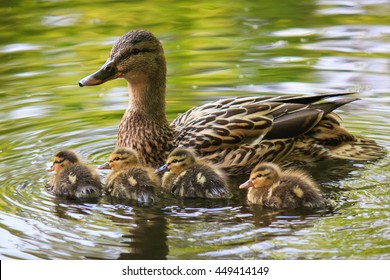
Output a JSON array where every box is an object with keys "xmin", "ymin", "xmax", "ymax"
[
  {"xmin": 117, "ymin": 70, "xmax": 173, "ymax": 167},
  {"xmin": 126, "ymin": 72, "xmax": 167, "ymax": 119}
]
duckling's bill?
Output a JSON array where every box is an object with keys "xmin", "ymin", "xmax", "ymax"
[
  {"xmin": 97, "ymin": 162, "xmax": 111, "ymax": 170},
  {"xmin": 239, "ymin": 179, "xmax": 254, "ymax": 189},
  {"xmin": 155, "ymin": 163, "xmax": 168, "ymax": 173},
  {"xmin": 46, "ymin": 165, "xmax": 54, "ymax": 172}
]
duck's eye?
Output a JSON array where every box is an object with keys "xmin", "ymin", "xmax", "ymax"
[
  {"xmin": 131, "ymin": 48, "xmax": 140, "ymax": 55},
  {"xmin": 114, "ymin": 157, "xmax": 121, "ymax": 161},
  {"xmin": 256, "ymin": 173, "xmax": 264, "ymax": 178},
  {"xmin": 53, "ymin": 159, "xmax": 65, "ymax": 165}
]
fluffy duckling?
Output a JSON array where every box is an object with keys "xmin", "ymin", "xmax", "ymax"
[
  {"xmin": 239, "ymin": 163, "xmax": 325, "ymax": 209},
  {"xmin": 156, "ymin": 148, "xmax": 228, "ymax": 199},
  {"xmin": 99, "ymin": 148, "xmax": 159, "ymax": 204},
  {"xmin": 46, "ymin": 150, "xmax": 102, "ymax": 199}
]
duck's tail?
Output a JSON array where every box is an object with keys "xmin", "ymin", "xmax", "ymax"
[
  {"xmin": 326, "ymin": 137, "xmax": 385, "ymax": 161},
  {"xmin": 291, "ymin": 113, "xmax": 385, "ymax": 162}
]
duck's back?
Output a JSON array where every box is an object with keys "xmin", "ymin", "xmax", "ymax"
[
  {"xmin": 269, "ymin": 173, "xmax": 325, "ymax": 209},
  {"xmin": 53, "ymin": 164, "xmax": 102, "ymax": 198},
  {"xmin": 169, "ymin": 164, "xmax": 227, "ymax": 199},
  {"xmin": 105, "ymin": 167, "xmax": 158, "ymax": 203}
]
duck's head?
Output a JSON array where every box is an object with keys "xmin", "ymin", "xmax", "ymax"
[
  {"xmin": 101, "ymin": 147, "xmax": 140, "ymax": 172},
  {"xmin": 156, "ymin": 148, "xmax": 196, "ymax": 174},
  {"xmin": 239, "ymin": 163, "xmax": 281, "ymax": 189},
  {"xmin": 79, "ymin": 30, "xmax": 165, "ymax": 87},
  {"xmin": 48, "ymin": 150, "xmax": 80, "ymax": 173}
]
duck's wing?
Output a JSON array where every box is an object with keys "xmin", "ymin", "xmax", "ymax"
[
  {"xmin": 264, "ymin": 97, "xmax": 358, "ymax": 139},
  {"xmin": 209, "ymin": 138, "xmax": 297, "ymax": 174},
  {"xmin": 172, "ymin": 92, "xmax": 354, "ymax": 126},
  {"xmin": 172, "ymin": 93, "xmax": 357, "ymax": 153}
]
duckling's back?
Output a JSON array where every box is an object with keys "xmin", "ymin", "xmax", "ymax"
[
  {"xmin": 105, "ymin": 167, "xmax": 159, "ymax": 204},
  {"xmin": 269, "ymin": 172, "xmax": 325, "ymax": 209},
  {"xmin": 169, "ymin": 163, "xmax": 228, "ymax": 199},
  {"xmin": 52, "ymin": 164, "xmax": 102, "ymax": 199}
]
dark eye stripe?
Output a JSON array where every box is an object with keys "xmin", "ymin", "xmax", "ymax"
[
  {"xmin": 256, "ymin": 172, "xmax": 271, "ymax": 178},
  {"xmin": 53, "ymin": 159, "xmax": 65, "ymax": 165},
  {"xmin": 119, "ymin": 48, "xmax": 154, "ymax": 60},
  {"xmin": 168, "ymin": 158, "xmax": 184, "ymax": 165},
  {"xmin": 109, "ymin": 157, "xmax": 123, "ymax": 163}
]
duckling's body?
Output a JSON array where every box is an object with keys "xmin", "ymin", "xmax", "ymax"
[
  {"xmin": 239, "ymin": 163, "xmax": 325, "ymax": 209},
  {"xmin": 157, "ymin": 148, "xmax": 228, "ymax": 199},
  {"xmin": 102, "ymin": 148, "xmax": 159, "ymax": 204},
  {"xmin": 47, "ymin": 150, "xmax": 102, "ymax": 199},
  {"xmin": 79, "ymin": 30, "xmax": 384, "ymax": 173}
]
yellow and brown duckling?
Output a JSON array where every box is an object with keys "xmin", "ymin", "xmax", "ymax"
[
  {"xmin": 79, "ymin": 29, "xmax": 384, "ymax": 173},
  {"xmin": 239, "ymin": 163, "xmax": 325, "ymax": 209},
  {"xmin": 46, "ymin": 150, "xmax": 102, "ymax": 199},
  {"xmin": 99, "ymin": 147, "xmax": 160, "ymax": 204},
  {"xmin": 156, "ymin": 148, "xmax": 228, "ymax": 199}
]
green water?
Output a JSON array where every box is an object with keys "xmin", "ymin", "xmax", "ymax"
[{"xmin": 0, "ymin": 0, "xmax": 389, "ymax": 259}]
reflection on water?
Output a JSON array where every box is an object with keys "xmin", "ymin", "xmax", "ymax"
[{"xmin": 0, "ymin": 0, "xmax": 390, "ymax": 259}]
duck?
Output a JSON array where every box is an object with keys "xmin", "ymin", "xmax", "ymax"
[
  {"xmin": 79, "ymin": 29, "xmax": 384, "ymax": 174},
  {"xmin": 156, "ymin": 147, "xmax": 228, "ymax": 199},
  {"xmin": 46, "ymin": 150, "xmax": 102, "ymax": 199},
  {"xmin": 98, "ymin": 147, "xmax": 159, "ymax": 204},
  {"xmin": 239, "ymin": 162, "xmax": 325, "ymax": 209}
]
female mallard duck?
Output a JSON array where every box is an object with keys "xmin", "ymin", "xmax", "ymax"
[
  {"xmin": 46, "ymin": 150, "xmax": 102, "ymax": 199},
  {"xmin": 239, "ymin": 162, "xmax": 325, "ymax": 209},
  {"xmin": 99, "ymin": 147, "xmax": 159, "ymax": 203},
  {"xmin": 156, "ymin": 148, "xmax": 228, "ymax": 199},
  {"xmin": 79, "ymin": 30, "xmax": 384, "ymax": 174}
]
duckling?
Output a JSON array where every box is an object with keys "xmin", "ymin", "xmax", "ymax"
[
  {"xmin": 79, "ymin": 29, "xmax": 384, "ymax": 174},
  {"xmin": 239, "ymin": 163, "xmax": 325, "ymax": 209},
  {"xmin": 156, "ymin": 148, "xmax": 228, "ymax": 199},
  {"xmin": 46, "ymin": 150, "xmax": 102, "ymax": 199},
  {"xmin": 99, "ymin": 147, "xmax": 159, "ymax": 204}
]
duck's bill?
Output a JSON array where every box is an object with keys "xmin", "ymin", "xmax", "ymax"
[
  {"xmin": 97, "ymin": 162, "xmax": 111, "ymax": 170},
  {"xmin": 78, "ymin": 58, "xmax": 121, "ymax": 87},
  {"xmin": 46, "ymin": 165, "xmax": 54, "ymax": 172},
  {"xmin": 155, "ymin": 164, "xmax": 168, "ymax": 173},
  {"xmin": 239, "ymin": 179, "xmax": 254, "ymax": 189}
]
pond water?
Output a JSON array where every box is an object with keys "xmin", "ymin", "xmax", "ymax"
[{"xmin": 0, "ymin": 0, "xmax": 389, "ymax": 260}]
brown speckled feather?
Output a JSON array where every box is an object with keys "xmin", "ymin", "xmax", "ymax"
[{"xmin": 117, "ymin": 109, "xmax": 173, "ymax": 167}]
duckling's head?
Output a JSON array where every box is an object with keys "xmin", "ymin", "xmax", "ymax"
[
  {"xmin": 107, "ymin": 147, "xmax": 140, "ymax": 172},
  {"xmin": 79, "ymin": 30, "xmax": 165, "ymax": 87},
  {"xmin": 239, "ymin": 162, "xmax": 281, "ymax": 189},
  {"xmin": 156, "ymin": 148, "xmax": 196, "ymax": 174},
  {"xmin": 49, "ymin": 150, "xmax": 80, "ymax": 173}
]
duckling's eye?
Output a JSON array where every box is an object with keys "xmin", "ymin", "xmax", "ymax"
[
  {"xmin": 114, "ymin": 157, "xmax": 121, "ymax": 161},
  {"xmin": 53, "ymin": 159, "xmax": 65, "ymax": 165},
  {"xmin": 256, "ymin": 174, "xmax": 264, "ymax": 178},
  {"xmin": 131, "ymin": 48, "xmax": 140, "ymax": 55}
]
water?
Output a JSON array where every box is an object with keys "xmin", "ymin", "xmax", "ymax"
[{"xmin": 0, "ymin": 0, "xmax": 389, "ymax": 260}]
